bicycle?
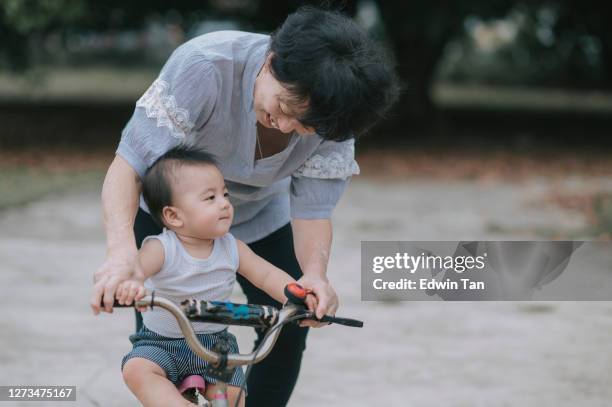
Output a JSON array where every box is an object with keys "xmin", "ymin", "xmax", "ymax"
[{"xmin": 111, "ymin": 283, "xmax": 363, "ymax": 407}]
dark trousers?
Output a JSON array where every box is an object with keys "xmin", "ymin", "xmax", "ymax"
[{"xmin": 134, "ymin": 209, "xmax": 308, "ymax": 407}]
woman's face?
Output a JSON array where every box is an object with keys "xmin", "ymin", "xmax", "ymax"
[{"xmin": 253, "ymin": 56, "xmax": 315, "ymax": 136}]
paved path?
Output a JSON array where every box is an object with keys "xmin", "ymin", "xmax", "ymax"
[{"xmin": 1, "ymin": 177, "xmax": 611, "ymax": 406}]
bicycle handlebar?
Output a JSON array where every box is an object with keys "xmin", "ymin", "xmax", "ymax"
[
  {"xmin": 114, "ymin": 294, "xmax": 303, "ymax": 367},
  {"xmin": 108, "ymin": 283, "xmax": 363, "ymax": 368}
]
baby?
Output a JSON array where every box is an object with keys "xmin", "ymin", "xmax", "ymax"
[{"xmin": 115, "ymin": 145, "xmax": 300, "ymax": 407}]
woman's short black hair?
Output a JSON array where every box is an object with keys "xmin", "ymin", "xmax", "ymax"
[
  {"xmin": 269, "ymin": 6, "xmax": 400, "ymax": 142},
  {"xmin": 142, "ymin": 145, "xmax": 217, "ymax": 228}
]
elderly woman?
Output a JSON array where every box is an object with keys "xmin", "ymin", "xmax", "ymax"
[{"xmin": 91, "ymin": 7, "xmax": 398, "ymax": 406}]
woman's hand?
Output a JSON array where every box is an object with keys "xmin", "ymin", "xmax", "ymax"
[
  {"xmin": 90, "ymin": 248, "xmax": 142, "ymax": 314},
  {"xmin": 296, "ymin": 275, "xmax": 339, "ymax": 328}
]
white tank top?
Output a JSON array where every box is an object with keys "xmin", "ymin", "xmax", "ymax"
[{"xmin": 142, "ymin": 229, "xmax": 239, "ymax": 337}]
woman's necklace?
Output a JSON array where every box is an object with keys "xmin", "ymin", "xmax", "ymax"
[
  {"xmin": 256, "ymin": 126, "xmax": 264, "ymax": 160},
  {"xmin": 255, "ymin": 123, "xmax": 291, "ymax": 160}
]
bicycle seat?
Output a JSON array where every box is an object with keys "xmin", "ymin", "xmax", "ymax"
[{"xmin": 177, "ymin": 374, "xmax": 206, "ymax": 395}]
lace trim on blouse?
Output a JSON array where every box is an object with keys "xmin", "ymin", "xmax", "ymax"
[
  {"xmin": 136, "ymin": 79, "xmax": 194, "ymax": 139},
  {"xmin": 293, "ymin": 142, "xmax": 360, "ymax": 180}
]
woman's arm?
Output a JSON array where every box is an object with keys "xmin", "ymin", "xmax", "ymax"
[
  {"xmin": 236, "ymin": 240, "xmax": 295, "ymax": 304},
  {"xmin": 292, "ymin": 218, "xmax": 332, "ymax": 281},
  {"xmin": 291, "ymin": 219, "xmax": 339, "ymax": 322},
  {"xmin": 289, "ymin": 138, "xmax": 358, "ymax": 322},
  {"xmin": 90, "ymin": 48, "xmax": 221, "ymax": 314},
  {"xmin": 90, "ymin": 154, "xmax": 143, "ymax": 314}
]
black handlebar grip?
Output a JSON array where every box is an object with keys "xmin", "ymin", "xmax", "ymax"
[
  {"xmin": 99, "ymin": 299, "xmax": 135, "ymax": 308},
  {"xmin": 101, "ymin": 291, "xmax": 154, "ymax": 309},
  {"xmin": 319, "ymin": 315, "xmax": 364, "ymax": 328}
]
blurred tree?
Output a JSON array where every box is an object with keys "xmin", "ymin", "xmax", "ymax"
[
  {"xmin": 0, "ymin": 0, "xmax": 316, "ymax": 69},
  {"xmin": 374, "ymin": 1, "xmax": 516, "ymax": 118},
  {"xmin": 0, "ymin": 0, "xmax": 215, "ymax": 70},
  {"xmin": 554, "ymin": 0, "xmax": 612, "ymax": 88},
  {"xmin": 1, "ymin": 0, "xmax": 611, "ymax": 117},
  {"xmin": 1, "ymin": 0, "xmax": 86, "ymax": 70},
  {"xmin": 438, "ymin": 2, "xmax": 609, "ymax": 89},
  {"xmin": 376, "ymin": 0, "xmax": 612, "ymax": 119}
]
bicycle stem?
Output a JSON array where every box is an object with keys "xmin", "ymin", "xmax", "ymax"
[{"xmin": 133, "ymin": 295, "xmax": 302, "ymax": 367}]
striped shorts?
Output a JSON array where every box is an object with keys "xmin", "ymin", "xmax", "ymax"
[{"xmin": 122, "ymin": 325, "xmax": 246, "ymax": 390}]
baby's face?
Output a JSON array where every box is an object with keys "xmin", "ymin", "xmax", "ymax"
[{"xmin": 170, "ymin": 163, "xmax": 233, "ymax": 239}]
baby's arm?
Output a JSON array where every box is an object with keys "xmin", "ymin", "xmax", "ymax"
[
  {"xmin": 236, "ymin": 240, "xmax": 295, "ymax": 304},
  {"xmin": 116, "ymin": 239, "xmax": 165, "ymax": 307}
]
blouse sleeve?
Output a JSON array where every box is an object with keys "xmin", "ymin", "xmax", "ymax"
[
  {"xmin": 116, "ymin": 46, "xmax": 219, "ymax": 178},
  {"xmin": 290, "ymin": 138, "xmax": 360, "ymax": 219}
]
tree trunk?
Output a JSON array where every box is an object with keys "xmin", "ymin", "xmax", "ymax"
[{"xmin": 375, "ymin": 1, "xmax": 464, "ymax": 121}]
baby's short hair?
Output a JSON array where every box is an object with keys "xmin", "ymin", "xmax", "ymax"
[{"xmin": 142, "ymin": 144, "xmax": 218, "ymax": 228}]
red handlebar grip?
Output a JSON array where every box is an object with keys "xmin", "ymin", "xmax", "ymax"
[{"xmin": 287, "ymin": 283, "xmax": 307, "ymax": 299}]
